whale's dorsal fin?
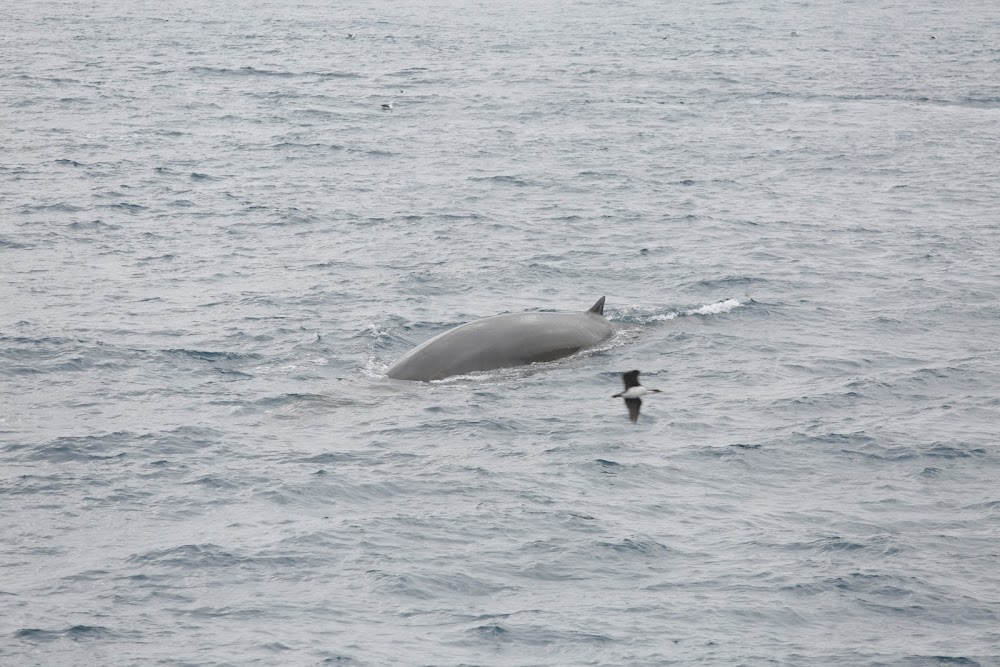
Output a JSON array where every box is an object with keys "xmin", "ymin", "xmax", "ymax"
[{"xmin": 588, "ymin": 296, "xmax": 606, "ymax": 315}]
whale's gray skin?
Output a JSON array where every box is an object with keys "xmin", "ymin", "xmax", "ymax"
[{"xmin": 386, "ymin": 297, "xmax": 612, "ymax": 381}]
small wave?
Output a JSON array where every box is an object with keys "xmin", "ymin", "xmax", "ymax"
[
  {"xmin": 163, "ymin": 349, "xmax": 261, "ymax": 363},
  {"xmin": 370, "ymin": 569, "xmax": 508, "ymax": 599},
  {"xmin": 189, "ymin": 65, "xmax": 294, "ymax": 78},
  {"xmin": 467, "ymin": 174, "xmax": 537, "ymax": 187},
  {"xmin": 314, "ymin": 71, "xmax": 361, "ymax": 79},
  {"xmin": 613, "ymin": 298, "xmax": 744, "ymax": 323},
  {"xmin": 189, "ymin": 66, "xmax": 359, "ymax": 79},
  {"xmin": 7, "ymin": 426, "xmax": 220, "ymax": 462},
  {"xmin": 128, "ymin": 543, "xmax": 241, "ymax": 567},
  {"xmin": 100, "ymin": 202, "xmax": 148, "ymax": 213},
  {"xmin": 66, "ymin": 219, "xmax": 120, "ymax": 231},
  {"xmin": 595, "ymin": 537, "xmax": 677, "ymax": 557},
  {"xmin": 16, "ymin": 625, "xmax": 117, "ymax": 641},
  {"xmin": 252, "ymin": 392, "xmax": 336, "ymax": 409},
  {"xmin": 20, "ymin": 202, "xmax": 85, "ymax": 214},
  {"xmin": 11, "ymin": 435, "xmax": 126, "ymax": 463},
  {"xmin": 185, "ymin": 474, "xmax": 240, "ymax": 490}
]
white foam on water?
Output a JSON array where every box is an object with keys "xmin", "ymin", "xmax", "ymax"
[{"xmin": 685, "ymin": 298, "xmax": 743, "ymax": 316}]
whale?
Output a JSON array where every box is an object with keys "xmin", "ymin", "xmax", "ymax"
[{"xmin": 386, "ymin": 297, "xmax": 613, "ymax": 381}]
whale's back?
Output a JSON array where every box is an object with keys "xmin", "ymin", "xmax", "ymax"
[{"xmin": 386, "ymin": 308, "xmax": 612, "ymax": 381}]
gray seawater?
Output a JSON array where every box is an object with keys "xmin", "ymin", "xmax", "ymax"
[{"xmin": 2, "ymin": 0, "xmax": 999, "ymax": 664}]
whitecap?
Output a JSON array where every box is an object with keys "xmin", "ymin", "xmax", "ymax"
[{"xmin": 685, "ymin": 298, "xmax": 743, "ymax": 316}]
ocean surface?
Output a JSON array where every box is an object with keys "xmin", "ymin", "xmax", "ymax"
[{"xmin": 2, "ymin": 0, "xmax": 999, "ymax": 664}]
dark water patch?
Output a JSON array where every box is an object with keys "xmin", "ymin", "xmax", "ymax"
[
  {"xmin": 468, "ymin": 174, "xmax": 539, "ymax": 187},
  {"xmin": 961, "ymin": 499, "xmax": 1000, "ymax": 511},
  {"xmin": 386, "ymin": 67, "xmax": 429, "ymax": 77},
  {"xmin": 301, "ymin": 452, "xmax": 365, "ymax": 465},
  {"xmin": 93, "ymin": 190, "xmax": 132, "ymax": 200},
  {"xmin": 804, "ymin": 91, "xmax": 1000, "ymax": 110},
  {"xmin": 190, "ymin": 65, "xmax": 358, "ymax": 80},
  {"xmin": 272, "ymin": 141, "xmax": 344, "ymax": 151},
  {"xmin": 5, "ymin": 426, "xmax": 222, "ymax": 461},
  {"xmin": 99, "ymin": 202, "xmax": 148, "ymax": 213},
  {"xmin": 137, "ymin": 253, "xmax": 176, "ymax": 263},
  {"xmin": 13, "ymin": 74, "xmax": 80, "ymax": 84},
  {"xmin": 317, "ymin": 653, "xmax": 361, "ymax": 664},
  {"xmin": 66, "ymin": 219, "xmax": 121, "ymax": 231},
  {"xmin": 438, "ymin": 213, "xmax": 486, "ymax": 222},
  {"xmin": 252, "ymin": 392, "xmax": 336, "ymax": 409},
  {"xmin": 281, "ymin": 210, "xmax": 322, "ymax": 225},
  {"xmin": 61, "ymin": 569, "xmax": 111, "ymax": 582},
  {"xmin": 185, "ymin": 474, "xmax": 241, "ymax": 490},
  {"xmin": 690, "ymin": 274, "xmax": 769, "ymax": 289},
  {"xmin": 10, "ymin": 433, "xmax": 131, "ymax": 463},
  {"xmin": 783, "ymin": 532, "xmax": 906, "ymax": 558},
  {"xmin": 798, "ymin": 430, "xmax": 878, "ymax": 447},
  {"xmin": 924, "ymin": 443, "xmax": 986, "ymax": 459},
  {"xmin": 127, "ymin": 543, "xmax": 243, "ymax": 568},
  {"xmin": 369, "ymin": 569, "xmax": 508, "ymax": 599},
  {"xmin": 470, "ymin": 624, "xmax": 508, "ymax": 638},
  {"xmin": 0, "ymin": 322, "xmax": 69, "ymax": 349},
  {"xmin": 842, "ymin": 440, "xmax": 988, "ymax": 462},
  {"xmin": 163, "ymin": 348, "xmax": 262, "ymax": 363},
  {"xmin": 857, "ymin": 599, "xmax": 928, "ymax": 617},
  {"xmin": 0, "ymin": 473, "xmax": 80, "ymax": 496},
  {"xmin": 789, "ymin": 535, "xmax": 867, "ymax": 553},
  {"xmin": 595, "ymin": 537, "xmax": 677, "ymax": 557},
  {"xmin": 0, "ymin": 237, "xmax": 34, "ymax": 249},
  {"xmin": 409, "ymin": 416, "xmax": 524, "ymax": 434},
  {"xmin": 213, "ymin": 367, "xmax": 254, "ymax": 379},
  {"xmin": 54, "ymin": 159, "xmax": 86, "ymax": 167},
  {"xmin": 167, "ymin": 605, "xmax": 265, "ymax": 620},
  {"xmin": 901, "ymin": 658, "xmax": 982, "ymax": 666},
  {"xmin": 578, "ymin": 170, "xmax": 624, "ymax": 180},
  {"xmin": 19, "ymin": 202, "xmax": 85, "ymax": 214},
  {"xmin": 828, "ymin": 572, "xmax": 918, "ymax": 599},
  {"xmin": 461, "ymin": 622, "xmax": 614, "ymax": 647},
  {"xmin": 190, "ymin": 65, "xmax": 294, "ymax": 77},
  {"xmin": 262, "ymin": 642, "xmax": 292, "ymax": 652},
  {"xmin": 15, "ymin": 625, "xmax": 117, "ymax": 642}
]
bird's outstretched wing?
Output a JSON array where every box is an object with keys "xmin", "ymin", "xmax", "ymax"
[
  {"xmin": 622, "ymin": 370, "xmax": 640, "ymax": 390},
  {"xmin": 625, "ymin": 398, "xmax": 641, "ymax": 423}
]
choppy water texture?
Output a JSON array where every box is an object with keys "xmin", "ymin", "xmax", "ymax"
[{"xmin": 3, "ymin": 0, "xmax": 1000, "ymax": 665}]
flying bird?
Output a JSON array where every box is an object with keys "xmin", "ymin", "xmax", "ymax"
[{"xmin": 612, "ymin": 370, "xmax": 661, "ymax": 423}]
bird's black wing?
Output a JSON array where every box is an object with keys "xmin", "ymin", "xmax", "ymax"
[
  {"xmin": 623, "ymin": 370, "xmax": 640, "ymax": 390},
  {"xmin": 625, "ymin": 398, "xmax": 642, "ymax": 423}
]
